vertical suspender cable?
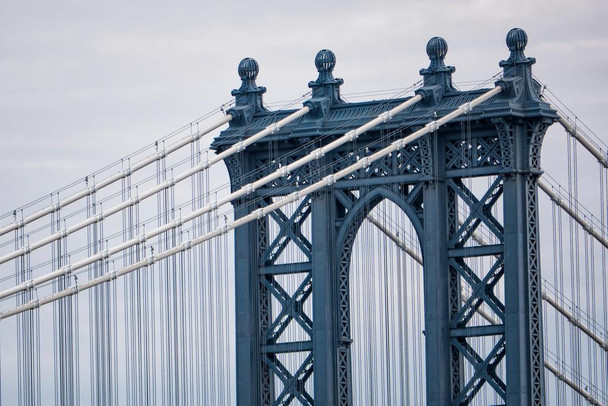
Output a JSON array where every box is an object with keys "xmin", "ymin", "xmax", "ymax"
[
  {"xmin": 52, "ymin": 208, "xmax": 59, "ymax": 405},
  {"xmin": 86, "ymin": 187, "xmax": 94, "ymax": 405},
  {"xmin": 156, "ymin": 150, "xmax": 166, "ymax": 404},
  {"xmin": 190, "ymin": 141, "xmax": 201, "ymax": 404},
  {"xmin": 601, "ymin": 165, "xmax": 608, "ymax": 399},
  {"xmin": 552, "ymin": 201, "xmax": 565, "ymax": 402},
  {"xmin": 567, "ymin": 131, "xmax": 580, "ymax": 400},
  {"xmin": 0, "ymin": 97, "xmax": 423, "ymax": 299},
  {"xmin": 557, "ymin": 116, "xmax": 608, "ymax": 169},
  {"xmin": 0, "ymin": 115, "xmax": 233, "ymax": 238},
  {"xmin": 0, "ymin": 108, "xmax": 308, "ymax": 267},
  {"xmin": 121, "ymin": 169, "xmax": 131, "ymax": 406},
  {"xmin": 0, "ymin": 86, "xmax": 501, "ymax": 318}
]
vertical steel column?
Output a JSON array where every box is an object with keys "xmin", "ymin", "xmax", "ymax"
[
  {"xmin": 231, "ymin": 152, "xmax": 271, "ymax": 404},
  {"xmin": 502, "ymin": 121, "xmax": 532, "ymax": 403},
  {"xmin": 502, "ymin": 120, "xmax": 532, "ymax": 403},
  {"xmin": 418, "ymin": 36, "xmax": 457, "ymax": 405},
  {"xmin": 498, "ymin": 28, "xmax": 550, "ymax": 405},
  {"xmin": 234, "ymin": 199, "xmax": 265, "ymax": 404},
  {"xmin": 224, "ymin": 57, "xmax": 270, "ymax": 405},
  {"xmin": 312, "ymin": 189, "xmax": 338, "ymax": 404},
  {"xmin": 502, "ymin": 118, "xmax": 547, "ymax": 405},
  {"xmin": 422, "ymin": 132, "xmax": 452, "ymax": 405}
]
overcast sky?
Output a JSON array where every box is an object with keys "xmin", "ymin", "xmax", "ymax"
[
  {"xmin": 1, "ymin": 2, "xmax": 607, "ymax": 403},
  {"xmin": 1, "ymin": 0, "xmax": 607, "ymax": 212}
]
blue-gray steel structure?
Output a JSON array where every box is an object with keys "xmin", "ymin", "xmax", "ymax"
[{"xmin": 212, "ymin": 28, "xmax": 558, "ymax": 405}]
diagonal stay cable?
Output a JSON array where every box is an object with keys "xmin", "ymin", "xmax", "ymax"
[
  {"xmin": 369, "ymin": 208, "xmax": 606, "ymax": 405},
  {"xmin": 0, "ymin": 92, "xmax": 425, "ymax": 301},
  {"xmin": 0, "ymin": 106, "xmax": 311, "ymax": 266},
  {"xmin": 555, "ymin": 115, "xmax": 608, "ymax": 169},
  {"xmin": 370, "ymin": 202, "xmax": 608, "ymax": 352},
  {"xmin": 0, "ymin": 84, "xmax": 425, "ymax": 286},
  {"xmin": 0, "ymin": 114, "xmax": 231, "ymax": 238},
  {"xmin": 538, "ymin": 179, "xmax": 608, "ymax": 250},
  {"xmin": 0, "ymin": 85, "xmax": 501, "ymax": 319}
]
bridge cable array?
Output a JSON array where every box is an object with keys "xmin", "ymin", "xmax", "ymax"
[
  {"xmin": 0, "ymin": 86, "xmax": 500, "ymax": 320},
  {"xmin": 0, "ymin": 93, "xmax": 425, "ymax": 303},
  {"xmin": 0, "ymin": 116, "xmax": 233, "ymax": 238},
  {"xmin": 1, "ymin": 68, "xmax": 607, "ymax": 404},
  {"xmin": 0, "ymin": 106, "xmax": 315, "ymax": 267},
  {"xmin": 365, "ymin": 208, "xmax": 606, "ymax": 406}
]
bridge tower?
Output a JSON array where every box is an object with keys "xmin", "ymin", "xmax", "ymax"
[{"xmin": 212, "ymin": 28, "xmax": 557, "ymax": 405}]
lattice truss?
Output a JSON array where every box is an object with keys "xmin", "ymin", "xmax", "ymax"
[
  {"xmin": 247, "ymin": 131, "xmax": 430, "ymax": 404},
  {"xmin": 247, "ymin": 117, "xmax": 534, "ymax": 405},
  {"xmin": 256, "ymin": 195, "xmax": 314, "ymax": 404},
  {"xmin": 446, "ymin": 176, "xmax": 507, "ymax": 403}
]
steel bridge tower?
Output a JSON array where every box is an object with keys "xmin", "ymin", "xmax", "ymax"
[{"xmin": 212, "ymin": 28, "xmax": 557, "ymax": 405}]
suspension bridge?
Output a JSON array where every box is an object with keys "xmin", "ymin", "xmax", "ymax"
[{"xmin": 0, "ymin": 28, "xmax": 607, "ymax": 405}]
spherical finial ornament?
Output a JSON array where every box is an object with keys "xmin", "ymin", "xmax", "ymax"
[
  {"xmin": 426, "ymin": 37, "xmax": 448, "ymax": 60},
  {"xmin": 315, "ymin": 49, "xmax": 336, "ymax": 72},
  {"xmin": 506, "ymin": 28, "xmax": 528, "ymax": 51},
  {"xmin": 238, "ymin": 57, "xmax": 259, "ymax": 80}
]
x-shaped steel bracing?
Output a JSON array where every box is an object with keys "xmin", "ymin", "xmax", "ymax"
[
  {"xmin": 447, "ymin": 177, "xmax": 508, "ymax": 403},
  {"xmin": 259, "ymin": 196, "xmax": 315, "ymax": 403}
]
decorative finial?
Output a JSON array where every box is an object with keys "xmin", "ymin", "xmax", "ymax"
[
  {"xmin": 497, "ymin": 27, "xmax": 541, "ymax": 101},
  {"xmin": 231, "ymin": 57, "xmax": 266, "ymax": 110},
  {"xmin": 308, "ymin": 49, "xmax": 343, "ymax": 103},
  {"xmin": 315, "ymin": 49, "xmax": 336, "ymax": 73},
  {"xmin": 506, "ymin": 28, "xmax": 528, "ymax": 52},
  {"xmin": 312, "ymin": 49, "xmax": 341, "ymax": 85},
  {"xmin": 500, "ymin": 28, "xmax": 535, "ymax": 67},
  {"xmin": 419, "ymin": 36, "xmax": 455, "ymax": 90},
  {"xmin": 426, "ymin": 37, "xmax": 449, "ymax": 63},
  {"xmin": 234, "ymin": 57, "xmax": 265, "ymax": 94},
  {"xmin": 238, "ymin": 57, "xmax": 259, "ymax": 81}
]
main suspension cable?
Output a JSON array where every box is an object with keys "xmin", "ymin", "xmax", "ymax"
[
  {"xmin": 0, "ymin": 115, "xmax": 233, "ymax": 238},
  {"xmin": 0, "ymin": 105, "xmax": 311, "ymax": 268},
  {"xmin": 0, "ymin": 93, "xmax": 426, "ymax": 301},
  {"xmin": 0, "ymin": 85, "xmax": 502, "ymax": 319}
]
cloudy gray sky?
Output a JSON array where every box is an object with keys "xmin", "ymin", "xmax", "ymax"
[
  {"xmin": 1, "ymin": 0, "xmax": 607, "ymax": 210},
  {"xmin": 1, "ymin": 1, "xmax": 607, "ymax": 403}
]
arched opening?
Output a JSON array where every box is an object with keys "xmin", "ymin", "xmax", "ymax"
[{"xmin": 343, "ymin": 192, "xmax": 426, "ymax": 404}]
